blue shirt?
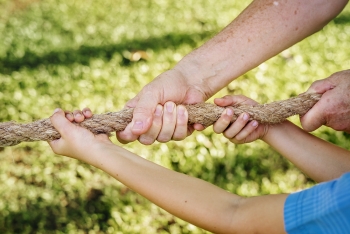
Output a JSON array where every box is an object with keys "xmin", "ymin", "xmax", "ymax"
[{"xmin": 284, "ymin": 172, "xmax": 350, "ymax": 234}]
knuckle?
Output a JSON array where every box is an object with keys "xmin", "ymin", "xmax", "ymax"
[
  {"xmin": 172, "ymin": 133, "xmax": 185, "ymax": 141},
  {"xmin": 116, "ymin": 132, "xmax": 137, "ymax": 143},
  {"xmin": 157, "ymin": 135, "xmax": 171, "ymax": 143},
  {"xmin": 139, "ymin": 136, "xmax": 155, "ymax": 145},
  {"xmin": 235, "ymin": 135, "xmax": 244, "ymax": 141},
  {"xmin": 223, "ymin": 132, "xmax": 233, "ymax": 139}
]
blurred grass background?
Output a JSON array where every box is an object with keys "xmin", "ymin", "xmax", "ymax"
[{"xmin": 0, "ymin": 0, "xmax": 349, "ymax": 233}]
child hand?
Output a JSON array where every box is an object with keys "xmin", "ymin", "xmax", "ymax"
[
  {"xmin": 213, "ymin": 95, "xmax": 269, "ymax": 144},
  {"xmin": 48, "ymin": 108, "xmax": 113, "ymax": 162}
]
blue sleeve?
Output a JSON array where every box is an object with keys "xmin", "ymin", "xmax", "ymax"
[{"xmin": 284, "ymin": 172, "xmax": 350, "ymax": 234}]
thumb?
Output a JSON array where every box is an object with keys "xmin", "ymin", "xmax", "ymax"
[
  {"xmin": 50, "ymin": 108, "xmax": 72, "ymax": 137},
  {"xmin": 301, "ymin": 78, "xmax": 334, "ymax": 132},
  {"xmin": 305, "ymin": 78, "xmax": 335, "ymax": 94},
  {"xmin": 300, "ymin": 99, "xmax": 326, "ymax": 132},
  {"xmin": 130, "ymin": 91, "xmax": 158, "ymax": 135}
]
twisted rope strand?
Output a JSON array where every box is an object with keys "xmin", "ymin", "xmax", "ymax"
[{"xmin": 0, "ymin": 93, "xmax": 321, "ymax": 147}]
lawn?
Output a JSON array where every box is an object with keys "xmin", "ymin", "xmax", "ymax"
[{"xmin": 0, "ymin": 0, "xmax": 349, "ymax": 233}]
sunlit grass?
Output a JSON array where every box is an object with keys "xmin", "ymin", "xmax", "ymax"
[{"xmin": 0, "ymin": 0, "xmax": 349, "ymax": 233}]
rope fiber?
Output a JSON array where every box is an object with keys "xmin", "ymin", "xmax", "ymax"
[{"xmin": 0, "ymin": 93, "xmax": 321, "ymax": 147}]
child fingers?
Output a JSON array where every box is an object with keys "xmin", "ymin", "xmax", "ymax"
[
  {"xmin": 214, "ymin": 95, "xmax": 235, "ymax": 107},
  {"xmin": 138, "ymin": 104, "xmax": 163, "ymax": 145},
  {"xmin": 72, "ymin": 110, "xmax": 84, "ymax": 122},
  {"xmin": 223, "ymin": 113, "xmax": 250, "ymax": 139},
  {"xmin": 213, "ymin": 108, "xmax": 234, "ymax": 133},
  {"xmin": 232, "ymin": 120, "xmax": 259, "ymax": 143},
  {"xmin": 64, "ymin": 110, "xmax": 74, "ymax": 122},
  {"xmin": 50, "ymin": 108, "xmax": 72, "ymax": 137},
  {"xmin": 82, "ymin": 107, "xmax": 93, "ymax": 118}
]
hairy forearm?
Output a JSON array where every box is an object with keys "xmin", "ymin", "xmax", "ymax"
[
  {"xmin": 176, "ymin": 0, "xmax": 348, "ymax": 96},
  {"xmin": 263, "ymin": 121, "xmax": 350, "ymax": 182}
]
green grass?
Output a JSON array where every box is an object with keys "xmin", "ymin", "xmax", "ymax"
[{"xmin": 0, "ymin": 0, "xmax": 349, "ymax": 233}]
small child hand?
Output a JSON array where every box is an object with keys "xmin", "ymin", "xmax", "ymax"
[
  {"xmin": 213, "ymin": 95, "xmax": 269, "ymax": 144},
  {"xmin": 48, "ymin": 108, "xmax": 113, "ymax": 162}
]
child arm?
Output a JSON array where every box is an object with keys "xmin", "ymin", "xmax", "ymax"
[
  {"xmin": 263, "ymin": 121, "xmax": 350, "ymax": 182},
  {"xmin": 214, "ymin": 95, "xmax": 350, "ymax": 183},
  {"xmin": 49, "ymin": 108, "xmax": 287, "ymax": 234}
]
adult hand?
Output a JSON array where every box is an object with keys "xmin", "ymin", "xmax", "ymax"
[
  {"xmin": 117, "ymin": 68, "xmax": 208, "ymax": 144},
  {"xmin": 301, "ymin": 70, "xmax": 350, "ymax": 133},
  {"xmin": 213, "ymin": 95, "xmax": 268, "ymax": 144}
]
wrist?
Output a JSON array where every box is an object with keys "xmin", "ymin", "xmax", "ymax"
[
  {"xmin": 173, "ymin": 57, "xmax": 217, "ymax": 100},
  {"xmin": 81, "ymin": 140, "xmax": 115, "ymax": 166},
  {"xmin": 261, "ymin": 121, "xmax": 293, "ymax": 145}
]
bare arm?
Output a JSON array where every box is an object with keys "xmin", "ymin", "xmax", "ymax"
[
  {"xmin": 263, "ymin": 121, "xmax": 350, "ymax": 183},
  {"xmin": 177, "ymin": 0, "xmax": 348, "ymax": 93},
  {"xmin": 96, "ymin": 144, "xmax": 287, "ymax": 234},
  {"xmin": 214, "ymin": 95, "xmax": 350, "ymax": 183},
  {"xmin": 119, "ymin": 0, "xmax": 348, "ymax": 144},
  {"xmin": 49, "ymin": 109, "xmax": 287, "ymax": 234},
  {"xmin": 301, "ymin": 70, "xmax": 350, "ymax": 133}
]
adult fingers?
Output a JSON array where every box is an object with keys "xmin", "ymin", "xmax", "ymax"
[
  {"xmin": 305, "ymin": 78, "xmax": 335, "ymax": 94},
  {"xmin": 300, "ymin": 98, "xmax": 327, "ymax": 132},
  {"xmin": 172, "ymin": 105, "xmax": 189, "ymax": 141},
  {"xmin": 116, "ymin": 122, "xmax": 139, "ymax": 144},
  {"xmin": 157, "ymin": 102, "xmax": 177, "ymax": 143},
  {"xmin": 130, "ymin": 89, "xmax": 159, "ymax": 135},
  {"xmin": 138, "ymin": 105, "xmax": 163, "ymax": 145},
  {"xmin": 301, "ymin": 78, "xmax": 334, "ymax": 132}
]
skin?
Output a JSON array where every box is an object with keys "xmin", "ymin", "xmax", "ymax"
[
  {"xmin": 50, "ymin": 108, "xmax": 287, "ymax": 234},
  {"xmin": 213, "ymin": 95, "xmax": 350, "ymax": 182},
  {"xmin": 117, "ymin": 0, "xmax": 349, "ymax": 144},
  {"xmin": 301, "ymin": 69, "xmax": 350, "ymax": 133},
  {"xmin": 49, "ymin": 101, "xmax": 350, "ymax": 232}
]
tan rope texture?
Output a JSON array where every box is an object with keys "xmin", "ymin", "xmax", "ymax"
[{"xmin": 0, "ymin": 93, "xmax": 321, "ymax": 147}]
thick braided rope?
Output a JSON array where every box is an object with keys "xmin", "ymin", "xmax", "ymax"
[{"xmin": 0, "ymin": 93, "xmax": 321, "ymax": 147}]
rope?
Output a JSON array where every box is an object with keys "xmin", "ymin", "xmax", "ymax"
[{"xmin": 0, "ymin": 93, "xmax": 321, "ymax": 147}]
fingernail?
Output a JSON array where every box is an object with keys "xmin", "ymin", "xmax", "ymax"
[
  {"xmin": 225, "ymin": 108, "xmax": 233, "ymax": 116},
  {"xmin": 83, "ymin": 110, "xmax": 91, "ymax": 115},
  {"xmin": 252, "ymin": 121, "xmax": 258, "ymax": 127},
  {"xmin": 155, "ymin": 105, "xmax": 162, "ymax": 116},
  {"xmin": 75, "ymin": 113, "xmax": 82, "ymax": 118},
  {"xmin": 54, "ymin": 108, "xmax": 60, "ymax": 114},
  {"xmin": 243, "ymin": 113, "xmax": 249, "ymax": 121},
  {"xmin": 178, "ymin": 106, "xmax": 185, "ymax": 116},
  {"xmin": 133, "ymin": 121, "xmax": 143, "ymax": 130},
  {"xmin": 66, "ymin": 113, "xmax": 73, "ymax": 119},
  {"xmin": 166, "ymin": 102, "xmax": 174, "ymax": 113}
]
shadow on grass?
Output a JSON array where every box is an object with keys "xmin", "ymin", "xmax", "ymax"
[
  {"xmin": 0, "ymin": 31, "xmax": 214, "ymax": 74},
  {"xmin": 0, "ymin": 188, "xmax": 112, "ymax": 233},
  {"xmin": 333, "ymin": 13, "xmax": 350, "ymax": 25}
]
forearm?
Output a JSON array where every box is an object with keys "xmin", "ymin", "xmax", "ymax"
[
  {"xmin": 89, "ymin": 143, "xmax": 238, "ymax": 233},
  {"xmin": 263, "ymin": 121, "xmax": 350, "ymax": 182},
  {"xmin": 87, "ymin": 143, "xmax": 287, "ymax": 233},
  {"xmin": 176, "ymin": 0, "xmax": 348, "ymax": 95}
]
